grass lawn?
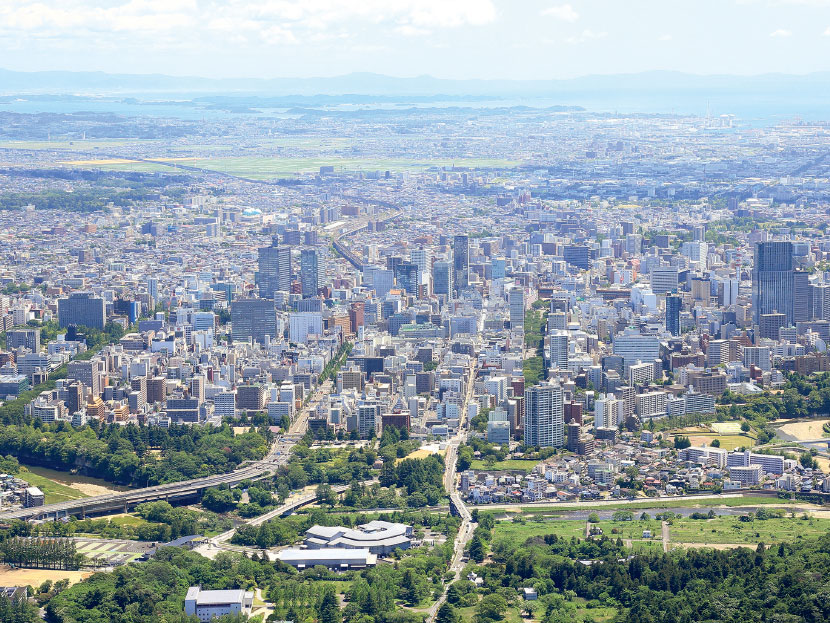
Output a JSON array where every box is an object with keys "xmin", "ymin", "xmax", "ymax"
[
  {"xmin": 494, "ymin": 520, "xmax": 587, "ymax": 547},
  {"xmin": 684, "ymin": 433, "xmax": 756, "ymax": 450},
  {"xmin": 517, "ymin": 494, "xmax": 810, "ymax": 512},
  {"xmin": 17, "ymin": 467, "xmax": 88, "ymax": 504},
  {"xmin": 469, "ymin": 459, "xmax": 539, "ymax": 472},
  {"xmin": 668, "ymin": 515, "xmax": 830, "ymax": 545}
]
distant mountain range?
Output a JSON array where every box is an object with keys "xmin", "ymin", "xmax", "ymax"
[
  {"xmin": 1, "ymin": 68, "xmax": 828, "ymax": 118},
  {"xmin": 1, "ymin": 67, "xmax": 829, "ymax": 98}
]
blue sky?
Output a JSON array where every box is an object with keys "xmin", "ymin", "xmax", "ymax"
[{"xmin": 1, "ymin": 0, "xmax": 829, "ymax": 79}]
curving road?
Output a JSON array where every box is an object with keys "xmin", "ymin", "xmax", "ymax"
[{"xmin": 0, "ymin": 371, "xmax": 327, "ymax": 522}]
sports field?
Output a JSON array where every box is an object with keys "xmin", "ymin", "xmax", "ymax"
[{"xmin": 74, "ymin": 537, "xmax": 154, "ymax": 566}]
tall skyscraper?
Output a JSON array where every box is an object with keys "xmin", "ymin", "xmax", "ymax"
[
  {"xmin": 793, "ymin": 270, "xmax": 810, "ymax": 323},
  {"xmin": 666, "ymin": 295, "xmax": 681, "ymax": 336},
  {"xmin": 432, "ymin": 260, "xmax": 453, "ymax": 296},
  {"xmin": 147, "ymin": 277, "xmax": 159, "ymax": 300},
  {"xmin": 508, "ymin": 287, "xmax": 525, "ymax": 330},
  {"xmin": 256, "ymin": 240, "xmax": 291, "ymax": 299},
  {"xmin": 394, "ymin": 262, "xmax": 420, "ymax": 296},
  {"xmin": 523, "ymin": 382, "xmax": 564, "ymax": 448},
  {"xmin": 410, "ymin": 247, "xmax": 432, "ymax": 285},
  {"xmin": 752, "ymin": 241, "xmax": 794, "ymax": 325},
  {"xmin": 491, "ymin": 257, "xmax": 506, "ymax": 280},
  {"xmin": 549, "ymin": 331, "xmax": 569, "ymax": 370},
  {"xmin": 453, "ymin": 235, "xmax": 469, "ymax": 294},
  {"xmin": 300, "ymin": 248, "xmax": 324, "ymax": 298}
]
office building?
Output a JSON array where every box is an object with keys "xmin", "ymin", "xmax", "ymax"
[
  {"xmin": 300, "ymin": 248, "xmax": 324, "ymax": 298},
  {"xmin": 231, "ymin": 298, "xmax": 277, "ymax": 344},
  {"xmin": 410, "ymin": 247, "xmax": 432, "ymax": 285},
  {"xmin": 58, "ymin": 292, "xmax": 106, "ymax": 329},
  {"xmin": 256, "ymin": 241, "xmax": 291, "ymax": 299},
  {"xmin": 453, "ymin": 235, "xmax": 469, "ymax": 294},
  {"xmin": 650, "ymin": 266, "xmax": 680, "ymax": 294},
  {"xmin": 752, "ymin": 241, "xmax": 793, "ymax": 325},
  {"xmin": 563, "ymin": 245, "xmax": 591, "ymax": 270},
  {"xmin": 67, "ymin": 359, "xmax": 104, "ymax": 398},
  {"xmin": 358, "ymin": 403, "xmax": 381, "ymax": 438},
  {"xmin": 612, "ymin": 329, "xmax": 661, "ymax": 370},
  {"xmin": 394, "ymin": 262, "xmax": 420, "ymax": 296},
  {"xmin": 666, "ymin": 295, "xmax": 681, "ymax": 336},
  {"xmin": 508, "ymin": 287, "xmax": 524, "ymax": 330},
  {"xmin": 432, "ymin": 261, "xmax": 453, "ymax": 296},
  {"xmin": 491, "ymin": 257, "xmax": 506, "ymax": 280},
  {"xmin": 6, "ymin": 328, "xmax": 40, "ymax": 352},
  {"xmin": 214, "ymin": 391, "xmax": 236, "ymax": 419},
  {"xmin": 523, "ymin": 382, "xmax": 564, "ymax": 448},
  {"xmin": 289, "ymin": 311, "xmax": 323, "ymax": 344},
  {"xmin": 759, "ymin": 312, "xmax": 787, "ymax": 340}
]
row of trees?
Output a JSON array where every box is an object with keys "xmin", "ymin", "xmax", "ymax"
[{"xmin": 0, "ymin": 537, "xmax": 84, "ymax": 570}]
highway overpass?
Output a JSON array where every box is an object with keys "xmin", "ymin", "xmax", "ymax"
[{"xmin": 0, "ymin": 461, "xmax": 280, "ymax": 522}]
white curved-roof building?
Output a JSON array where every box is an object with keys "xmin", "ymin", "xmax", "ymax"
[{"xmin": 304, "ymin": 520, "xmax": 412, "ymax": 555}]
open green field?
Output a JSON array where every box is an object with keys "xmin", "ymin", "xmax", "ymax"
[
  {"xmin": 17, "ymin": 467, "xmax": 88, "ymax": 504},
  {"xmin": 516, "ymin": 494, "xmax": 810, "ymax": 512},
  {"xmin": 683, "ymin": 433, "xmax": 756, "ymax": 450},
  {"xmin": 711, "ymin": 422, "xmax": 743, "ymax": 434},
  {"xmin": 60, "ymin": 156, "xmax": 519, "ymax": 178},
  {"xmin": 493, "ymin": 520, "xmax": 587, "ymax": 547},
  {"xmin": 469, "ymin": 459, "xmax": 539, "ymax": 472},
  {"xmin": 494, "ymin": 513, "xmax": 830, "ymax": 550},
  {"xmin": 668, "ymin": 515, "xmax": 830, "ymax": 545}
]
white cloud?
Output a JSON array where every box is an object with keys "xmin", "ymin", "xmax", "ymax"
[
  {"xmin": 658, "ymin": 34, "xmax": 673, "ymax": 41},
  {"xmin": 769, "ymin": 28, "xmax": 793, "ymax": 37},
  {"xmin": 0, "ymin": 0, "xmax": 497, "ymax": 51},
  {"xmin": 566, "ymin": 29, "xmax": 607, "ymax": 44},
  {"xmin": 541, "ymin": 4, "xmax": 579, "ymax": 22},
  {"xmin": 823, "ymin": 26, "xmax": 830, "ymax": 35}
]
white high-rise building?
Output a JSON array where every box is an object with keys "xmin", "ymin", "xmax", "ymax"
[
  {"xmin": 594, "ymin": 394, "xmax": 623, "ymax": 430},
  {"xmin": 410, "ymin": 247, "xmax": 432, "ymax": 287},
  {"xmin": 289, "ymin": 312, "xmax": 323, "ymax": 344},
  {"xmin": 649, "ymin": 266, "xmax": 680, "ymax": 294},
  {"xmin": 613, "ymin": 329, "xmax": 661, "ymax": 371},
  {"xmin": 214, "ymin": 391, "xmax": 237, "ymax": 419},
  {"xmin": 523, "ymin": 382, "xmax": 564, "ymax": 448},
  {"xmin": 549, "ymin": 331, "xmax": 569, "ymax": 371}
]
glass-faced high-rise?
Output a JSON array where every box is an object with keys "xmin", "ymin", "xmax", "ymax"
[
  {"xmin": 256, "ymin": 240, "xmax": 291, "ymax": 299},
  {"xmin": 752, "ymin": 241, "xmax": 793, "ymax": 325},
  {"xmin": 453, "ymin": 234, "xmax": 469, "ymax": 295},
  {"xmin": 300, "ymin": 248, "xmax": 323, "ymax": 298}
]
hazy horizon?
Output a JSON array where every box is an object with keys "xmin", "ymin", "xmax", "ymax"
[{"xmin": 2, "ymin": 1, "xmax": 830, "ymax": 81}]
